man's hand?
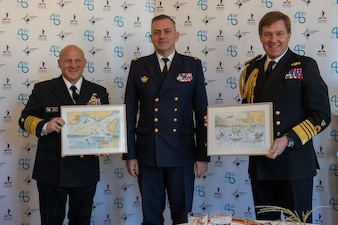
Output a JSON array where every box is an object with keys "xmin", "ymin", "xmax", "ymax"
[
  {"xmin": 126, "ymin": 159, "xmax": 139, "ymax": 177},
  {"xmin": 266, "ymin": 135, "xmax": 288, "ymax": 159},
  {"xmin": 194, "ymin": 161, "xmax": 208, "ymax": 178},
  {"xmin": 46, "ymin": 117, "xmax": 65, "ymax": 133}
]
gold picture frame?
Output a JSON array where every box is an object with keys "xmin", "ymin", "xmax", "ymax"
[
  {"xmin": 61, "ymin": 104, "xmax": 127, "ymax": 156},
  {"xmin": 207, "ymin": 102, "xmax": 273, "ymax": 156}
]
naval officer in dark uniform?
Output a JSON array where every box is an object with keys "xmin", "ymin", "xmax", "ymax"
[
  {"xmin": 123, "ymin": 14, "xmax": 209, "ymax": 225},
  {"xmin": 240, "ymin": 11, "xmax": 331, "ymax": 222},
  {"xmin": 18, "ymin": 45, "xmax": 109, "ymax": 225}
]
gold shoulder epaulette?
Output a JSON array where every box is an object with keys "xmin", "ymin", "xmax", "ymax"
[
  {"xmin": 193, "ymin": 56, "xmax": 199, "ymax": 60},
  {"xmin": 244, "ymin": 54, "xmax": 262, "ymax": 65},
  {"xmin": 133, "ymin": 57, "xmax": 139, "ymax": 61}
]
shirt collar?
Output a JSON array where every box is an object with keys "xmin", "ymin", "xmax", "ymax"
[{"xmin": 63, "ymin": 76, "xmax": 83, "ymax": 92}]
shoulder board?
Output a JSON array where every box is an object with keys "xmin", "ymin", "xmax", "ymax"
[
  {"xmin": 244, "ymin": 54, "xmax": 262, "ymax": 65},
  {"xmin": 193, "ymin": 56, "xmax": 199, "ymax": 60},
  {"xmin": 133, "ymin": 57, "xmax": 139, "ymax": 61}
]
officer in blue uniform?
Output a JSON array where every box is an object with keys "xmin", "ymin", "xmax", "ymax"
[
  {"xmin": 240, "ymin": 11, "xmax": 331, "ymax": 222},
  {"xmin": 123, "ymin": 15, "xmax": 209, "ymax": 225},
  {"xmin": 18, "ymin": 45, "xmax": 109, "ymax": 225}
]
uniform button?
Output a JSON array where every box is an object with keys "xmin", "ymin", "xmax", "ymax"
[
  {"xmin": 154, "ymin": 108, "xmax": 159, "ymax": 112},
  {"xmin": 173, "ymin": 108, "xmax": 178, "ymax": 112},
  {"xmin": 172, "ymin": 128, "xmax": 177, "ymax": 132},
  {"xmin": 80, "ymin": 155, "xmax": 84, "ymax": 158},
  {"xmin": 155, "ymin": 98, "xmax": 159, "ymax": 102},
  {"xmin": 275, "ymin": 111, "xmax": 281, "ymax": 116},
  {"xmin": 61, "ymin": 155, "xmax": 65, "ymax": 158},
  {"xmin": 174, "ymin": 97, "xmax": 179, "ymax": 101},
  {"xmin": 173, "ymin": 118, "xmax": 177, "ymax": 122},
  {"xmin": 154, "ymin": 128, "xmax": 159, "ymax": 133},
  {"xmin": 276, "ymin": 132, "xmax": 281, "ymax": 137},
  {"xmin": 154, "ymin": 118, "xmax": 159, "ymax": 123},
  {"xmin": 276, "ymin": 121, "xmax": 280, "ymax": 126}
]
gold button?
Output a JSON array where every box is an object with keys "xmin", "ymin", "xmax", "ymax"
[
  {"xmin": 276, "ymin": 132, "xmax": 281, "ymax": 136},
  {"xmin": 173, "ymin": 108, "xmax": 178, "ymax": 112},
  {"xmin": 174, "ymin": 97, "xmax": 179, "ymax": 101},
  {"xmin": 172, "ymin": 128, "xmax": 177, "ymax": 132},
  {"xmin": 154, "ymin": 128, "xmax": 159, "ymax": 133},
  {"xmin": 173, "ymin": 118, "xmax": 177, "ymax": 122},
  {"xmin": 154, "ymin": 118, "xmax": 159, "ymax": 123},
  {"xmin": 275, "ymin": 111, "xmax": 281, "ymax": 116},
  {"xmin": 276, "ymin": 121, "xmax": 280, "ymax": 126},
  {"xmin": 154, "ymin": 108, "xmax": 159, "ymax": 112},
  {"xmin": 155, "ymin": 98, "xmax": 159, "ymax": 102},
  {"xmin": 61, "ymin": 155, "xmax": 65, "ymax": 158},
  {"xmin": 80, "ymin": 155, "xmax": 84, "ymax": 158},
  {"xmin": 205, "ymin": 143, "xmax": 207, "ymax": 147}
]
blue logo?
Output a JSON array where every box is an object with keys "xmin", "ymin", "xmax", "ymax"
[
  {"xmin": 331, "ymin": 27, "xmax": 338, "ymax": 39},
  {"xmin": 17, "ymin": 61, "xmax": 29, "ymax": 73},
  {"xmin": 197, "ymin": 0, "xmax": 208, "ymax": 10},
  {"xmin": 294, "ymin": 11, "xmax": 306, "ymax": 24},
  {"xmin": 261, "ymin": 0, "xmax": 272, "ymax": 8},
  {"xmin": 227, "ymin": 14, "xmax": 238, "ymax": 26},
  {"xmin": 145, "ymin": 1, "xmax": 155, "ymax": 13},
  {"xmin": 17, "ymin": 0, "xmax": 28, "ymax": 8},
  {"xmin": 331, "ymin": 61, "xmax": 338, "ymax": 74},
  {"xmin": 226, "ymin": 77, "xmax": 237, "ymax": 89},
  {"xmin": 84, "ymin": 0, "xmax": 94, "ymax": 11},
  {"xmin": 197, "ymin": 30, "xmax": 207, "ymax": 42},
  {"xmin": 114, "ymin": 16, "xmax": 124, "ymax": 27},
  {"xmin": 114, "ymin": 77, "xmax": 124, "ymax": 88},
  {"xmin": 226, "ymin": 45, "xmax": 238, "ymax": 57},
  {"xmin": 50, "ymin": 45, "xmax": 61, "ymax": 57},
  {"xmin": 293, "ymin": 44, "xmax": 306, "ymax": 56},
  {"xmin": 17, "ymin": 29, "xmax": 29, "ymax": 41},
  {"xmin": 114, "ymin": 46, "xmax": 124, "ymax": 58},
  {"xmin": 49, "ymin": 14, "xmax": 61, "ymax": 25},
  {"xmin": 84, "ymin": 30, "xmax": 95, "ymax": 42}
]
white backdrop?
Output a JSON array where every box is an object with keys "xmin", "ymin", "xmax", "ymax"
[{"xmin": 0, "ymin": 1, "xmax": 338, "ymax": 225}]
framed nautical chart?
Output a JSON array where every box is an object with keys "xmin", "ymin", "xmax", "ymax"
[
  {"xmin": 60, "ymin": 104, "xmax": 127, "ymax": 156},
  {"xmin": 207, "ymin": 103, "xmax": 273, "ymax": 156}
]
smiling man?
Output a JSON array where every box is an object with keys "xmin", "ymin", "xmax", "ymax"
[{"xmin": 240, "ymin": 11, "xmax": 331, "ymax": 222}]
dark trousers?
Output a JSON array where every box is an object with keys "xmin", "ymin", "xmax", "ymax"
[
  {"xmin": 37, "ymin": 182, "xmax": 97, "ymax": 225},
  {"xmin": 138, "ymin": 166, "xmax": 195, "ymax": 225},
  {"xmin": 251, "ymin": 177, "xmax": 313, "ymax": 223}
]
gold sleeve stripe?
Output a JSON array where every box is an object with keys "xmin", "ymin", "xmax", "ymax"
[
  {"xmin": 23, "ymin": 116, "xmax": 43, "ymax": 136},
  {"xmin": 292, "ymin": 119, "xmax": 320, "ymax": 145}
]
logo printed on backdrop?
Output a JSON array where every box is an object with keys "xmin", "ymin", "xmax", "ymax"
[
  {"xmin": 17, "ymin": 28, "xmax": 29, "ymax": 41},
  {"xmin": 331, "ymin": 26, "xmax": 338, "ymax": 39},
  {"xmin": 216, "ymin": 29, "xmax": 224, "ymax": 41},
  {"xmin": 3, "ymin": 208, "xmax": 13, "ymax": 221},
  {"xmin": 318, "ymin": 10, "xmax": 328, "ymax": 23},
  {"xmin": 197, "ymin": 0, "xmax": 208, "ymax": 11},
  {"xmin": 314, "ymin": 178, "xmax": 325, "ymax": 192},
  {"xmin": 145, "ymin": 1, "xmax": 155, "ymax": 13},
  {"xmin": 85, "ymin": 61, "xmax": 95, "ymax": 73},
  {"xmin": 184, "ymin": 15, "xmax": 192, "ymax": 27},
  {"xmin": 83, "ymin": 0, "xmax": 94, "ymax": 11},
  {"xmin": 227, "ymin": 13, "xmax": 238, "ymax": 26},
  {"xmin": 70, "ymin": 14, "xmax": 78, "ymax": 25},
  {"xmin": 294, "ymin": 11, "xmax": 306, "ymax": 24},
  {"xmin": 3, "ymin": 78, "xmax": 12, "ymax": 90},
  {"xmin": 216, "ymin": 0, "xmax": 224, "ymax": 9},
  {"xmin": 133, "ymin": 16, "xmax": 142, "ymax": 27},
  {"xmin": 213, "ymin": 187, "xmax": 222, "ymax": 199},
  {"xmin": 2, "ymin": 12, "xmax": 11, "ymax": 24},
  {"xmin": 84, "ymin": 29, "xmax": 95, "ymax": 42},
  {"xmin": 317, "ymin": 44, "xmax": 327, "ymax": 57},
  {"xmin": 3, "ymin": 176, "xmax": 12, "ymax": 188},
  {"xmin": 293, "ymin": 44, "xmax": 306, "ymax": 56}
]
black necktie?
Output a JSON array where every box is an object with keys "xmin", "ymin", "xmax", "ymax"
[
  {"xmin": 265, "ymin": 60, "xmax": 276, "ymax": 78},
  {"xmin": 70, "ymin": 85, "xmax": 79, "ymax": 103},
  {"xmin": 162, "ymin": 58, "xmax": 169, "ymax": 77}
]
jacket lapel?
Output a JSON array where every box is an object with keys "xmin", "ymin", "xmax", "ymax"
[{"xmin": 51, "ymin": 76, "xmax": 74, "ymax": 105}]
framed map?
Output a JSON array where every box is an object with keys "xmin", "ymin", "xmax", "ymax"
[
  {"xmin": 60, "ymin": 104, "xmax": 127, "ymax": 156},
  {"xmin": 207, "ymin": 102, "xmax": 273, "ymax": 156}
]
